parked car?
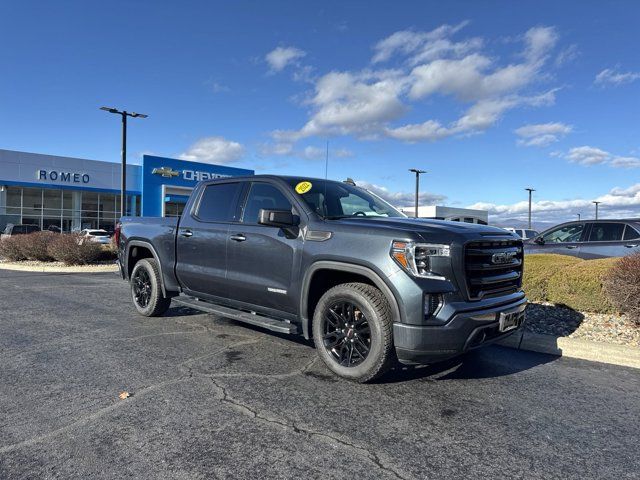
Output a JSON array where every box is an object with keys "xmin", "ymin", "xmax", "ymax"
[
  {"xmin": 116, "ymin": 175, "xmax": 526, "ymax": 382},
  {"xmin": 1, "ymin": 224, "xmax": 40, "ymax": 239},
  {"xmin": 79, "ymin": 229, "xmax": 112, "ymax": 245},
  {"xmin": 504, "ymin": 227, "xmax": 539, "ymax": 240},
  {"xmin": 525, "ymin": 219, "xmax": 640, "ymax": 259}
]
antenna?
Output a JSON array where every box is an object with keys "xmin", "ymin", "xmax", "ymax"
[{"xmin": 325, "ymin": 140, "xmax": 329, "ymax": 180}]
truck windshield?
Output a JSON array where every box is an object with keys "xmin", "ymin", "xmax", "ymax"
[{"xmin": 286, "ymin": 179, "xmax": 406, "ymax": 219}]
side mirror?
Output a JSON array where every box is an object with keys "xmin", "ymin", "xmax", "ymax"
[
  {"xmin": 258, "ymin": 209, "xmax": 297, "ymax": 228},
  {"xmin": 534, "ymin": 236, "xmax": 545, "ymax": 245}
]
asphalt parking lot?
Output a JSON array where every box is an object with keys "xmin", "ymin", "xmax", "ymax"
[{"xmin": 0, "ymin": 270, "xmax": 639, "ymax": 479}]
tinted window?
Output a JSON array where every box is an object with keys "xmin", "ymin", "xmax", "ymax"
[
  {"xmin": 588, "ymin": 223, "xmax": 625, "ymax": 242},
  {"xmin": 196, "ymin": 183, "xmax": 242, "ymax": 222},
  {"xmin": 242, "ymin": 183, "xmax": 292, "ymax": 224},
  {"xmin": 525, "ymin": 230, "xmax": 538, "ymax": 238},
  {"xmin": 542, "ymin": 223, "xmax": 585, "ymax": 243},
  {"xmin": 623, "ymin": 225, "xmax": 640, "ymax": 240}
]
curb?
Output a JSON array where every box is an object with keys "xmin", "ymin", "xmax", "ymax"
[
  {"xmin": 0, "ymin": 263, "xmax": 118, "ymax": 273},
  {"xmin": 497, "ymin": 330, "xmax": 640, "ymax": 369}
]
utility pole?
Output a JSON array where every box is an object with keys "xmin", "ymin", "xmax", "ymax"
[
  {"xmin": 525, "ymin": 188, "xmax": 535, "ymax": 229},
  {"xmin": 409, "ymin": 169, "xmax": 427, "ymax": 218},
  {"xmin": 592, "ymin": 201, "xmax": 601, "ymax": 220},
  {"xmin": 100, "ymin": 107, "xmax": 148, "ymax": 218}
]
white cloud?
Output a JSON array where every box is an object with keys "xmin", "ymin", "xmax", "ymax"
[
  {"xmin": 566, "ymin": 146, "xmax": 611, "ymax": 165},
  {"xmin": 355, "ymin": 180, "xmax": 447, "ymax": 207},
  {"xmin": 260, "ymin": 143, "xmax": 354, "ymax": 161},
  {"xmin": 272, "ymin": 25, "xmax": 561, "ymax": 145},
  {"xmin": 468, "ymin": 183, "xmax": 640, "ymax": 223},
  {"xmin": 555, "ymin": 145, "xmax": 640, "ymax": 169},
  {"xmin": 595, "ymin": 67, "xmax": 640, "ymax": 86},
  {"xmin": 266, "ymin": 46, "xmax": 306, "ymax": 72},
  {"xmin": 179, "ymin": 136, "xmax": 245, "ymax": 164},
  {"xmin": 515, "ymin": 122, "xmax": 572, "ymax": 147}
]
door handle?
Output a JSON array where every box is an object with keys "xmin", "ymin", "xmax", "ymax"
[
  {"xmin": 180, "ymin": 230, "xmax": 193, "ymax": 238},
  {"xmin": 565, "ymin": 245, "xmax": 578, "ymax": 249},
  {"xmin": 625, "ymin": 244, "xmax": 638, "ymax": 248},
  {"xmin": 230, "ymin": 234, "xmax": 246, "ymax": 242}
]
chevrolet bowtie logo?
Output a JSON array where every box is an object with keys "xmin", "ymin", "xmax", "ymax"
[{"xmin": 152, "ymin": 167, "xmax": 180, "ymax": 178}]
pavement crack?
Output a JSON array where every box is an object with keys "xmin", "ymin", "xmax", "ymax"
[{"xmin": 207, "ymin": 376, "xmax": 411, "ymax": 480}]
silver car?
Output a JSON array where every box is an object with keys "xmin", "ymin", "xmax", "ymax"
[{"xmin": 525, "ymin": 219, "xmax": 640, "ymax": 259}]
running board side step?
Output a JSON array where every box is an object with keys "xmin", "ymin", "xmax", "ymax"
[{"xmin": 173, "ymin": 296, "xmax": 299, "ymax": 334}]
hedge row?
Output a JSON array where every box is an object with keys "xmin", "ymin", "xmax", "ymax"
[
  {"xmin": 0, "ymin": 231, "xmax": 117, "ymax": 265},
  {"xmin": 523, "ymin": 253, "xmax": 640, "ymax": 323}
]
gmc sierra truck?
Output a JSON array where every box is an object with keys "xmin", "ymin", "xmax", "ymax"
[{"xmin": 117, "ymin": 175, "xmax": 526, "ymax": 382}]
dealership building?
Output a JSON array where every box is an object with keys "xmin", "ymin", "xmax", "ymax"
[{"xmin": 0, "ymin": 149, "xmax": 253, "ymax": 232}]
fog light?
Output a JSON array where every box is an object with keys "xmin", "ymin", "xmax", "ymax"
[{"xmin": 424, "ymin": 293, "xmax": 443, "ymax": 319}]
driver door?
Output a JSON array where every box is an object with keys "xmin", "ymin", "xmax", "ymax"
[{"xmin": 537, "ymin": 222, "xmax": 586, "ymax": 257}]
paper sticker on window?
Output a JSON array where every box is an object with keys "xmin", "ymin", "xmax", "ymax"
[{"xmin": 295, "ymin": 181, "xmax": 312, "ymax": 194}]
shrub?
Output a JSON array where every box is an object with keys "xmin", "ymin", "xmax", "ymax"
[
  {"xmin": 18, "ymin": 231, "xmax": 55, "ymax": 261},
  {"xmin": 98, "ymin": 237, "xmax": 119, "ymax": 262},
  {"xmin": 0, "ymin": 236, "xmax": 27, "ymax": 261},
  {"xmin": 47, "ymin": 233, "xmax": 103, "ymax": 265},
  {"xmin": 546, "ymin": 257, "xmax": 619, "ymax": 313},
  {"xmin": 522, "ymin": 254, "xmax": 583, "ymax": 302},
  {"xmin": 603, "ymin": 253, "xmax": 640, "ymax": 324}
]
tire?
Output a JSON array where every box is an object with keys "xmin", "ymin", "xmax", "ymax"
[
  {"xmin": 312, "ymin": 282, "xmax": 396, "ymax": 383},
  {"xmin": 130, "ymin": 258, "xmax": 171, "ymax": 317}
]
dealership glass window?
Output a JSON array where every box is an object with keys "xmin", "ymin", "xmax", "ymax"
[
  {"xmin": 5, "ymin": 186, "xmax": 22, "ymax": 215},
  {"xmin": 22, "ymin": 188, "xmax": 43, "ymax": 216},
  {"xmin": 43, "ymin": 189, "xmax": 62, "ymax": 213},
  {"xmin": 82, "ymin": 191, "xmax": 99, "ymax": 213}
]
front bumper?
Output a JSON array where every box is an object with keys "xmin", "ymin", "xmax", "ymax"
[{"xmin": 394, "ymin": 296, "xmax": 527, "ymax": 365}]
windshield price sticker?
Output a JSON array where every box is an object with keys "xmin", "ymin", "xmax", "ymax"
[{"xmin": 295, "ymin": 181, "xmax": 312, "ymax": 194}]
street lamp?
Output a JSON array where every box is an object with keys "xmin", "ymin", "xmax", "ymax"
[
  {"xmin": 592, "ymin": 201, "xmax": 601, "ymax": 220},
  {"xmin": 525, "ymin": 188, "xmax": 535, "ymax": 230},
  {"xmin": 577, "ymin": 213, "xmax": 581, "ymax": 221},
  {"xmin": 100, "ymin": 106, "xmax": 148, "ymax": 218},
  {"xmin": 409, "ymin": 169, "xmax": 427, "ymax": 218}
]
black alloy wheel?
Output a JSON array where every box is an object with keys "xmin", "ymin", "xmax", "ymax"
[
  {"xmin": 132, "ymin": 267, "xmax": 152, "ymax": 309},
  {"xmin": 322, "ymin": 301, "xmax": 371, "ymax": 367}
]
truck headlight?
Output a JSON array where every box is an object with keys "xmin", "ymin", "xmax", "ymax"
[{"xmin": 390, "ymin": 241, "xmax": 450, "ymax": 279}]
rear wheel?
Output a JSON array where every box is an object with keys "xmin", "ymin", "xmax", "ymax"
[
  {"xmin": 131, "ymin": 258, "xmax": 171, "ymax": 316},
  {"xmin": 312, "ymin": 282, "xmax": 395, "ymax": 382}
]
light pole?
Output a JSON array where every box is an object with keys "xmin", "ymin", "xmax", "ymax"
[
  {"xmin": 409, "ymin": 169, "xmax": 427, "ymax": 218},
  {"xmin": 592, "ymin": 201, "xmax": 601, "ymax": 220},
  {"xmin": 525, "ymin": 188, "xmax": 535, "ymax": 229},
  {"xmin": 100, "ymin": 107, "xmax": 148, "ymax": 218},
  {"xmin": 577, "ymin": 213, "xmax": 581, "ymax": 221}
]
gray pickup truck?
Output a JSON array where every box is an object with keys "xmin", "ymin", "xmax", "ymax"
[{"xmin": 116, "ymin": 175, "xmax": 526, "ymax": 382}]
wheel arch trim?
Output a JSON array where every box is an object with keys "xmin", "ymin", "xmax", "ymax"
[
  {"xmin": 300, "ymin": 261, "xmax": 402, "ymax": 339},
  {"xmin": 125, "ymin": 240, "xmax": 167, "ymax": 297}
]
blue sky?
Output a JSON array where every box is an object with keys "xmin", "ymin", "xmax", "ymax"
[{"xmin": 1, "ymin": 0, "xmax": 639, "ymax": 224}]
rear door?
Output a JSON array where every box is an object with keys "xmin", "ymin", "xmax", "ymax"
[
  {"xmin": 580, "ymin": 222, "xmax": 637, "ymax": 259},
  {"xmin": 225, "ymin": 181, "xmax": 303, "ymax": 315},
  {"xmin": 175, "ymin": 181, "xmax": 244, "ymax": 299},
  {"xmin": 622, "ymin": 224, "xmax": 640, "ymax": 254}
]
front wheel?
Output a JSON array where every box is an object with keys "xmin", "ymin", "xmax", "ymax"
[
  {"xmin": 130, "ymin": 258, "xmax": 171, "ymax": 317},
  {"xmin": 312, "ymin": 282, "xmax": 396, "ymax": 382}
]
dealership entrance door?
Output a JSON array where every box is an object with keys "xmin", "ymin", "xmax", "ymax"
[{"xmin": 162, "ymin": 185, "xmax": 192, "ymax": 218}]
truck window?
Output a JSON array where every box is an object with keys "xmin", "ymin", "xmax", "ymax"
[
  {"xmin": 196, "ymin": 183, "xmax": 242, "ymax": 222},
  {"xmin": 588, "ymin": 223, "xmax": 625, "ymax": 242},
  {"xmin": 242, "ymin": 183, "xmax": 292, "ymax": 224}
]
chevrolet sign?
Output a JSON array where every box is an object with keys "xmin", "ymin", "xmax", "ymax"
[{"xmin": 151, "ymin": 167, "xmax": 180, "ymax": 178}]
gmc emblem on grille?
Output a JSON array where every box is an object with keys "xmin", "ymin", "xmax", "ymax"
[{"xmin": 491, "ymin": 251, "xmax": 517, "ymax": 265}]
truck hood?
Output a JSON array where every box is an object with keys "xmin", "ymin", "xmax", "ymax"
[{"xmin": 328, "ymin": 217, "xmax": 514, "ymax": 240}]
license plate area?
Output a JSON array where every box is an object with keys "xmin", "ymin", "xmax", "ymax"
[{"xmin": 498, "ymin": 310, "xmax": 524, "ymax": 332}]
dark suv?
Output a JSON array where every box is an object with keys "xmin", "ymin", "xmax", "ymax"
[
  {"xmin": 117, "ymin": 176, "xmax": 527, "ymax": 382},
  {"xmin": 525, "ymin": 219, "xmax": 640, "ymax": 259}
]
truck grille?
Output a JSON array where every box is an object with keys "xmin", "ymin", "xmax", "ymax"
[{"xmin": 464, "ymin": 240, "xmax": 523, "ymax": 300}]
